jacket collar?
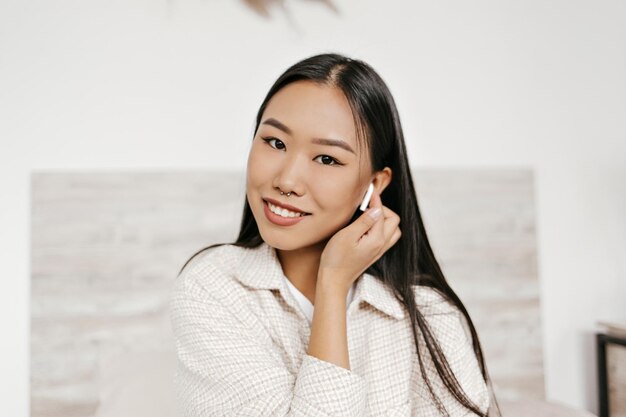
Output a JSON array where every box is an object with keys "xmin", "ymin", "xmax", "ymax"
[{"xmin": 236, "ymin": 241, "xmax": 406, "ymax": 321}]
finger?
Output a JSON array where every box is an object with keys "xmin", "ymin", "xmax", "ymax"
[
  {"xmin": 379, "ymin": 204, "xmax": 401, "ymax": 240},
  {"xmin": 381, "ymin": 213, "xmax": 401, "ymax": 247},
  {"xmin": 371, "ymin": 188, "xmax": 387, "ymax": 236},
  {"xmin": 372, "ymin": 227, "xmax": 402, "ymax": 265},
  {"xmin": 360, "ymin": 188, "xmax": 385, "ymax": 244},
  {"xmin": 389, "ymin": 227, "xmax": 401, "ymax": 247},
  {"xmin": 350, "ymin": 204, "xmax": 383, "ymax": 243},
  {"xmin": 380, "ymin": 205, "xmax": 399, "ymax": 220},
  {"xmin": 350, "ymin": 187, "xmax": 385, "ymax": 242},
  {"xmin": 374, "ymin": 209, "xmax": 400, "ymax": 258}
]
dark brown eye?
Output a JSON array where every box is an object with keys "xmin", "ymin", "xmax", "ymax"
[
  {"xmin": 315, "ymin": 155, "xmax": 338, "ymax": 166},
  {"xmin": 262, "ymin": 137, "xmax": 285, "ymax": 150},
  {"xmin": 262, "ymin": 136, "xmax": 343, "ymax": 167}
]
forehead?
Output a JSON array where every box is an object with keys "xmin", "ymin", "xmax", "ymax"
[{"xmin": 260, "ymin": 80, "xmax": 360, "ymax": 152}]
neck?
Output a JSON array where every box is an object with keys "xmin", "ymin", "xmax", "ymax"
[{"xmin": 276, "ymin": 241, "xmax": 326, "ymax": 305}]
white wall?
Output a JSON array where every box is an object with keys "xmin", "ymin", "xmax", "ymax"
[{"xmin": 1, "ymin": 0, "xmax": 624, "ymax": 415}]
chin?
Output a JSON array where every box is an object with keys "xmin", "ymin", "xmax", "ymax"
[
  {"xmin": 259, "ymin": 230, "xmax": 309, "ymax": 251},
  {"xmin": 258, "ymin": 226, "xmax": 332, "ymax": 252}
]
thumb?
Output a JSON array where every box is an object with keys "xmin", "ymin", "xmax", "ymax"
[{"xmin": 349, "ymin": 207, "xmax": 383, "ymax": 241}]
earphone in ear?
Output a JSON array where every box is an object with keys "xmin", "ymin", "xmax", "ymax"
[{"xmin": 359, "ymin": 183, "xmax": 375, "ymax": 211}]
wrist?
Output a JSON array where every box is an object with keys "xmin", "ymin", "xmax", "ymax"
[{"xmin": 316, "ymin": 271, "xmax": 351, "ymax": 299}]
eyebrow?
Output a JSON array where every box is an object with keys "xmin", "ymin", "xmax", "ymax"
[{"xmin": 261, "ymin": 117, "xmax": 356, "ymax": 154}]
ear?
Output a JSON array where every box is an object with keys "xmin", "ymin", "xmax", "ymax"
[{"xmin": 372, "ymin": 167, "xmax": 392, "ymax": 194}]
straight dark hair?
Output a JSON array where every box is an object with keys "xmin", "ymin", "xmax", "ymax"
[{"xmin": 179, "ymin": 52, "xmax": 501, "ymax": 417}]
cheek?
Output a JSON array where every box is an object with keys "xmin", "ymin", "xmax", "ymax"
[
  {"xmin": 310, "ymin": 178, "xmax": 361, "ymax": 214},
  {"xmin": 246, "ymin": 147, "xmax": 267, "ymax": 185},
  {"xmin": 245, "ymin": 150, "xmax": 265, "ymax": 209}
]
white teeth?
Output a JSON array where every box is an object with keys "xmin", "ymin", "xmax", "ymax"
[{"xmin": 268, "ymin": 202, "xmax": 306, "ymax": 218}]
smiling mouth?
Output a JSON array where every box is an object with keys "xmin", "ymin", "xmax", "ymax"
[{"xmin": 263, "ymin": 199, "xmax": 312, "ymax": 217}]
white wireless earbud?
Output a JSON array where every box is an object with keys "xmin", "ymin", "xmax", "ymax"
[{"xmin": 359, "ymin": 183, "xmax": 375, "ymax": 211}]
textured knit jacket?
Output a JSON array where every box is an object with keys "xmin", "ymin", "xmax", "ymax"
[{"xmin": 168, "ymin": 241, "xmax": 490, "ymax": 416}]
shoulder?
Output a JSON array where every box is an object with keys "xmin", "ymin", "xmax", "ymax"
[
  {"xmin": 178, "ymin": 243, "xmax": 239, "ymax": 275},
  {"xmin": 411, "ymin": 285, "xmax": 460, "ymax": 316},
  {"xmin": 410, "ymin": 287, "xmax": 489, "ymax": 414},
  {"xmin": 411, "ymin": 285, "xmax": 474, "ymax": 345},
  {"xmin": 173, "ymin": 243, "xmax": 246, "ymax": 299}
]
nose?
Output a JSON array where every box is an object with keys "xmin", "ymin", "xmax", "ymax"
[{"xmin": 272, "ymin": 152, "xmax": 306, "ymax": 196}]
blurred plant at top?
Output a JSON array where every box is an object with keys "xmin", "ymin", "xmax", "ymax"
[{"xmin": 241, "ymin": 0, "xmax": 339, "ymax": 18}]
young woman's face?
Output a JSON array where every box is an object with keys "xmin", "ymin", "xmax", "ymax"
[{"xmin": 246, "ymin": 80, "xmax": 374, "ymax": 251}]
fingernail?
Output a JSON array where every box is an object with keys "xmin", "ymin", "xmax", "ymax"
[{"xmin": 368, "ymin": 207, "xmax": 382, "ymax": 220}]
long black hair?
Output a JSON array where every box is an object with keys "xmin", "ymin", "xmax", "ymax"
[{"xmin": 179, "ymin": 52, "xmax": 501, "ymax": 417}]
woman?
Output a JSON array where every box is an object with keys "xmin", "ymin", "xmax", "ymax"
[{"xmin": 169, "ymin": 53, "xmax": 501, "ymax": 416}]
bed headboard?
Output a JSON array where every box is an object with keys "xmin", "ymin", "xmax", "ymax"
[{"xmin": 31, "ymin": 168, "xmax": 542, "ymax": 416}]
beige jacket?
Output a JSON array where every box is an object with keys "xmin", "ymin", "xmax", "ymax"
[{"xmin": 168, "ymin": 242, "xmax": 490, "ymax": 416}]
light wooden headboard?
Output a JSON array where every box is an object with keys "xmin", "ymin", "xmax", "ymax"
[{"xmin": 31, "ymin": 168, "xmax": 542, "ymax": 416}]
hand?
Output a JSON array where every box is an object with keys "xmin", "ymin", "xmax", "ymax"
[{"xmin": 317, "ymin": 187, "xmax": 402, "ymax": 294}]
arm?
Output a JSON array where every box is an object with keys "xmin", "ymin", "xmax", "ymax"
[
  {"xmin": 169, "ymin": 263, "xmax": 367, "ymax": 417},
  {"xmin": 306, "ymin": 274, "xmax": 351, "ymax": 370}
]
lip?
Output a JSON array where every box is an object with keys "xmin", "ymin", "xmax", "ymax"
[
  {"xmin": 263, "ymin": 200, "xmax": 309, "ymax": 226},
  {"xmin": 263, "ymin": 197, "xmax": 311, "ymax": 214}
]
